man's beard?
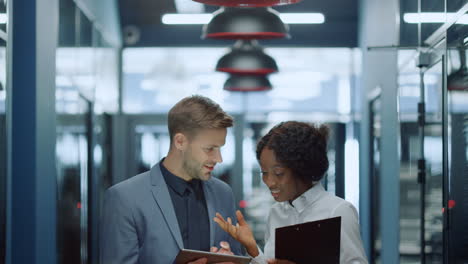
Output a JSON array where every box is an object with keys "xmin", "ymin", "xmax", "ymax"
[{"xmin": 182, "ymin": 148, "xmax": 203, "ymax": 180}]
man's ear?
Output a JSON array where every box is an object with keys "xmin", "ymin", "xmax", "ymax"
[{"xmin": 173, "ymin": 133, "xmax": 188, "ymax": 151}]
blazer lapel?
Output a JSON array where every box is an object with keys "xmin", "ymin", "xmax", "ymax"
[
  {"xmin": 150, "ymin": 164, "xmax": 184, "ymax": 249},
  {"xmin": 203, "ymin": 181, "xmax": 215, "ymax": 246}
]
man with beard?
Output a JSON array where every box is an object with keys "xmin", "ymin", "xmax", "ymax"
[{"xmin": 101, "ymin": 95, "xmax": 242, "ymax": 264}]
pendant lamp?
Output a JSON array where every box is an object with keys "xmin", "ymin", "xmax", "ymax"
[
  {"xmin": 192, "ymin": 0, "xmax": 302, "ymax": 7},
  {"xmin": 202, "ymin": 7, "xmax": 289, "ymax": 40},
  {"xmin": 224, "ymin": 74, "xmax": 272, "ymax": 91},
  {"xmin": 216, "ymin": 40, "xmax": 278, "ymax": 74}
]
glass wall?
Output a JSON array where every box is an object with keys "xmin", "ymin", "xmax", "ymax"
[
  {"xmin": 369, "ymin": 95, "xmax": 381, "ymax": 263},
  {"xmin": 122, "ymin": 47, "xmax": 360, "ymax": 116},
  {"xmin": 56, "ymin": 0, "xmax": 119, "ymax": 263},
  {"xmin": 122, "ymin": 47, "xmax": 359, "ymax": 248},
  {"xmin": 0, "ymin": 0, "xmax": 7, "ymax": 262},
  {"xmin": 396, "ymin": 16, "xmax": 468, "ymax": 260},
  {"xmin": 397, "ymin": 48, "xmax": 446, "ymax": 263},
  {"xmin": 446, "ymin": 11, "xmax": 468, "ymax": 263}
]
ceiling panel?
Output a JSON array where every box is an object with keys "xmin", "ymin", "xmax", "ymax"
[{"xmin": 118, "ymin": 0, "xmax": 359, "ymax": 47}]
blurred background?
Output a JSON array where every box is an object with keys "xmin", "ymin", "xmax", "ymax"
[{"xmin": 1, "ymin": 0, "xmax": 467, "ymax": 263}]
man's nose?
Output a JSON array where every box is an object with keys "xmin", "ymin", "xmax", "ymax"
[{"xmin": 213, "ymin": 149, "xmax": 223, "ymax": 163}]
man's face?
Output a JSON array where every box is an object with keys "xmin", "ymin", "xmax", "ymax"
[
  {"xmin": 181, "ymin": 128, "xmax": 227, "ymax": 181},
  {"xmin": 259, "ymin": 148, "xmax": 308, "ymax": 202}
]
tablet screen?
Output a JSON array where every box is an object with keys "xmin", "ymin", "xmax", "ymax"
[{"xmin": 174, "ymin": 249, "xmax": 252, "ymax": 264}]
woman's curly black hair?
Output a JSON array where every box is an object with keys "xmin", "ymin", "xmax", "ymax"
[{"xmin": 256, "ymin": 121, "xmax": 330, "ymax": 183}]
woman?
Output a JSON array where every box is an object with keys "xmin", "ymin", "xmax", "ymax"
[{"xmin": 214, "ymin": 121, "xmax": 367, "ymax": 264}]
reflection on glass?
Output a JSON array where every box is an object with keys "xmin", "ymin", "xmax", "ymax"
[
  {"xmin": 447, "ymin": 17, "xmax": 468, "ymax": 263},
  {"xmin": 398, "ymin": 50, "xmax": 428, "ymax": 263},
  {"xmin": 94, "ymin": 36, "xmax": 118, "ymax": 113},
  {"xmin": 369, "ymin": 97, "xmax": 381, "ymax": 263},
  {"xmin": 134, "ymin": 124, "xmax": 170, "ymax": 174},
  {"xmin": 56, "ymin": 98, "xmax": 90, "ymax": 264},
  {"xmin": 122, "ymin": 48, "xmax": 359, "ymax": 115},
  {"xmin": 56, "ymin": 1, "xmax": 119, "ymax": 263},
  {"xmin": 423, "ymin": 62, "xmax": 444, "ymax": 263},
  {"xmin": 0, "ymin": 32, "xmax": 6, "ymax": 264},
  {"xmin": 398, "ymin": 53, "xmax": 444, "ymax": 264}
]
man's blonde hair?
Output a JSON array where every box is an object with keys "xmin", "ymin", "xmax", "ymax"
[{"xmin": 168, "ymin": 95, "xmax": 233, "ymax": 141}]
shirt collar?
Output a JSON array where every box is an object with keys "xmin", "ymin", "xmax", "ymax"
[
  {"xmin": 160, "ymin": 159, "xmax": 191, "ymax": 196},
  {"xmin": 160, "ymin": 158, "xmax": 204, "ymax": 196},
  {"xmin": 283, "ymin": 182, "xmax": 326, "ymax": 213}
]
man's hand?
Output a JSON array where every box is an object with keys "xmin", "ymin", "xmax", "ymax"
[
  {"xmin": 207, "ymin": 241, "xmax": 238, "ymax": 264},
  {"xmin": 266, "ymin": 259, "xmax": 297, "ymax": 264},
  {"xmin": 210, "ymin": 241, "xmax": 234, "ymax": 255},
  {"xmin": 213, "ymin": 210, "xmax": 258, "ymax": 257},
  {"xmin": 188, "ymin": 258, "xmax": 207, "ymax": 264}
]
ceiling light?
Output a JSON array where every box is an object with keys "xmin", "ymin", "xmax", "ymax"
[
  {"xmin": 224, "ymin": 74, "xmax": 272, "ymax": 92},
  {"xmin": 203, "ymin": 7, "xmax": 289, "ymax": 39},
  {"xmin": 279, "ymin": 13, "xmax": 325, "ymax": 24},
  {"xmin": 403, "ymin": 13, "xmax": 468, "ymax": 24},
  {"xmin": 162, "ymin": 12, "xmax": 325, "ymax": 25},
  {"xmin": 162, "ymin": 13, "xmax": 213, "ymax": 24},
  {"xmin": 216, "ymin": 40, "xmax": 278, "ymax": 74},
  {"xmin": 192, "ymin": 0, "xmax": 302, "ymax": 7},
  {"xmin": 0, "ymin": 13, "xmax": 7, "ymax": 24},
  {"xmin": 174, "ymin": 0, "xmax": 205, "ymax": 13}
]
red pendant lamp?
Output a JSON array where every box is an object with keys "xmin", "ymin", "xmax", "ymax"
[
  {"xmin": 224, "ymin": 74, "xmax": 272, "ymax": 92},
  {"xmin": 216, "ymin": 40, "xmax": 278, "ymax": 75},
  {"xmin": 202, "ymin": 7, "xmax": 289, "ymax": 40}
]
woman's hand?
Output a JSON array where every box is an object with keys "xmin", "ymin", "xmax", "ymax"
[{"xmin": 213, "ymin": 210, "xmax": 259, "ymax": 257}]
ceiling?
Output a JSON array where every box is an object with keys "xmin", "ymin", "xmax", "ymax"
[{"xmin": 117, "ymin": 0, "xmax": 359, "ymax": 47}]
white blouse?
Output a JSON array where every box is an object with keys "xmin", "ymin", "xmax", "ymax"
[{"xmin": 251, "ymin": 183, "xmax": 368, "ymax": 264}]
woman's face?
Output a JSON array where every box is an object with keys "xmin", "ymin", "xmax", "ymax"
[{"xmin": 259, "ymin": 147, "xmax": 311, "ymax": 202}]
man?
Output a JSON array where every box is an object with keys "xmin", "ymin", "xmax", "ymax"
[{"xmin": 100, "ymin": 95, "xmax": 242, "ymax": 264}]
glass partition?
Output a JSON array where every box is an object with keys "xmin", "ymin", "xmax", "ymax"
[
  {"xmin": 422, "ymin": 61, "xmax": 444, "ymax": 263},
  {"xmin": 0, "ymin": 1, "xmax": 7, "ymax": 262},
  {"xmin": 122, "ymin": 48, "xmax": 359, "ymax": 116},
  {"xmin": 369, "ymin": 94, "xmax": 381, "ymax": 263},
  {"xmin": 56, "ymin": 98, "xmax": 91, "ymax": 264},
  {"xmin": 397, "ymin": 44, "xmax": 446, "ymax": 263},
  {"xmin": 56, "ymin": 1, "xmax": 119, "ymax": 262},
  {"xmin": 398, "ymin": 50, "xmax": 422, "ymax": 264},
  {"xmin": 446, "ymin": 11, "xmax": 468, "ymax": 263}
]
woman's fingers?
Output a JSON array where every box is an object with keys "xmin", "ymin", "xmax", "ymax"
[
  {"xmin": 236, "ymin": 210, "xmax": 247, "ymax": 226},
  {"xmin": 214, "ymin": 213, "xmax": 238, "ymax": 237},
  {"xmin": 213, "ymin": 217, "xmax": 229, "ymax": 232},
  {"xmin": 215, "ymin": 212, "xmax": 226, "ymax": 222}
]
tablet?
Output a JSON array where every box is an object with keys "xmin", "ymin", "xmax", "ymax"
[
  {"xmin": 275, "ymin": 216, "xmax": 341, "ymax": 264},
  {"xmin": 174, "ymin": 249, "xmax": 252, "ymax": 264}
]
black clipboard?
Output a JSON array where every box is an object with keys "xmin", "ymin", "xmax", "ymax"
[
  {"xmin": 275, "ymin": 216, "xmax": 341, "ymax": 264},
  {"xmin": 174, "ymin": 249, "xmax": 252, "ymax": 264}
]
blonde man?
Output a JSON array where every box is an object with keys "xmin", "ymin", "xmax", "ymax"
[{"xmin": 101, "ymin": 95, "xmax": 242, "ymax": 264}]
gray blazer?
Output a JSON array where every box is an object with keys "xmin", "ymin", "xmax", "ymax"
[{"xmin": 100, "ymin": 162, "xmax": 243, "ymax": 264}]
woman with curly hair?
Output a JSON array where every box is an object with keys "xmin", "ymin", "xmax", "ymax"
[{"xmin": 214, "ymin": 121, "xmax": 367, "ymax": 264}]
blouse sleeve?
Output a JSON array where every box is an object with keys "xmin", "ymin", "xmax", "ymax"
[
  {"xmin": 250, "ymin": 209, "xmax": 274, "ymax": 264},
  {"xmin": 331, "ymin": 201, "xmax": 368, "ymax": 264}
]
